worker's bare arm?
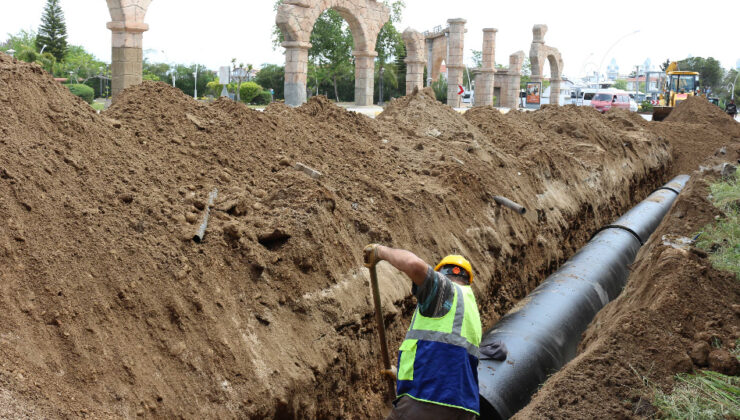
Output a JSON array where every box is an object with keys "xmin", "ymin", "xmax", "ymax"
[{"xmin": 375, "ymin": 245, "xmax": 428, "ymax": 286}]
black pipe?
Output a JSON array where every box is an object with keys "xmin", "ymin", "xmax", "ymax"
[
  {"xmin": 193, "ymin": 188, "xmax": 218, "ymax": 243},
  {"xmin": 478, "ymin": 175, "xmax": 689, "ymax": 419},
  {"xmin": 493, "ymin": 196, "xmax": 527, "ymax": 215}
]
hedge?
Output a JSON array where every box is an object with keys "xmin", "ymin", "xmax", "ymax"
[{"xmin": 67, "ymin": 83, "xmax": 95, "ymax": 104}]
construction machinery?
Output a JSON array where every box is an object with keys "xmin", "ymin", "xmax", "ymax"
[{"xmin": 652, "ymin": 62, "xmax": 700, "ymax": 121}]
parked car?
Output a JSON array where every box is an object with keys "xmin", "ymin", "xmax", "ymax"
[{"xmin": 591, "ymin": 91, "xmax": 631, "ymax": 113}]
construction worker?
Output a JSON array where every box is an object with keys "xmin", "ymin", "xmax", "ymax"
[{"xmin": 363, "ymin": 244, "xmax": 482, "ymax": 420}]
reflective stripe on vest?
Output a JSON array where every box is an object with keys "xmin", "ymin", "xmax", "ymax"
[{"xmin": 405, "ymin": 283, "xmax": 480, "ymax": 358}]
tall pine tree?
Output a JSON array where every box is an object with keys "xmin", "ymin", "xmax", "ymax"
[{"xmin": 36, "ymin": 0, "xmax": 68, "ymax": 62}]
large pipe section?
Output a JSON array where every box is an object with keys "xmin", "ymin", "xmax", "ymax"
[{"xmin": 478, "ymin": 175, "xmax": 690, "ymax": 419}]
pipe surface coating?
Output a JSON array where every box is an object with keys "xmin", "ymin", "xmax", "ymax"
[{"xmin": 478, "ymin": 175, "xmax": 689, "ymax": 419}]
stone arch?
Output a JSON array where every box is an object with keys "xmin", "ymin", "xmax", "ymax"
[
  {"xmin": 402, "ymin": 28, "xmax": 425, "ymax": 95},
  {"xmin": 529, "ymin": 24, "xmax": 564, "ymax": 105},
  {"xmin": 276, "ymin": 0, "xmax": 390, "ymax": 106},
  {"xmin": 106, "ymin": 0, "xmax": 152, "ymax": 96},
  {"xmin": 418, "ymin": 19, "xmax": 466, "ymax": 107}
]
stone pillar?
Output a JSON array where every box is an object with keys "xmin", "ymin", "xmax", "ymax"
[
  {"xmin": 107, "ymin": 0, "xmax": 151, "ymax": 97},
  {"xmin": 405, "ymin": 61, "xmax": 425, "ymax": 95},
  {"xmin": 402, "ymin": 28, "xmax": 426, "ymax": 95},
  {"xmin": 474, "ymin": 28, "xmax": 497, "ymax": 107},
  {"xmin": 354, "ymin": 51, "xmax": 377, "ymax": 106},
  {"xmin": 283, "ymin": 41, "xmax": 310, "ymax": 106},
  {"xmin": 550, "ymin": 78, "xmax": 561, "ymax": 105},
  {"xmin": 498, "ymin": 51, "xmax": 524, "ymax": 109},
  {"xmin": 445, "ymin": 18, "xmax": 466, "ymax": 108}
]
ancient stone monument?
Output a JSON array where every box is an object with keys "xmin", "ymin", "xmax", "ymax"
[
  {"xmin": 529, "ymin": 24, "xmax": 564, "ymax": 105},
  {"xmin": 421, "ymin": 19, "xmax": 466, "ymax": 108},
  {"xmin": 401, "ymin": 28, "xmax": 425, "ymax": 95},
  {"xmin": 106, "ymin": 0, "xmax": 151, "ymax": 96},
  {"xmin": 494, "ymin": 51, "xmax": 525, "ymax": 109},
  {"xmin": 276, "ymin": 0, "xmax": 390, "ymax": 107},
  {"xmin": 473, "ymin": 28, "xmax": 497, "ymax": 107}
]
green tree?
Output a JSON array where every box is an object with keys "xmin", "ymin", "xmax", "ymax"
[
  {"xmin": 254, "ymin": 64, "xmax": 285, "ymax": 100},
  {"xmin": 613, "ymin": 79, "xmax": 627, "ymax": 90},
  {"xmin": 677, "ymin": 56, "xmax": 725, "ymax": 93},
  {"xmin": 239, "ymin": 81, "xmax": 263, "ymax": 103},
  {"xmin": 660, "ymin": 59, "xmax": 671, "ymax": 71},
  {"xmin": 471, "ymin": 50, "xmax": 482, "ymax": 68},
  {"xmin": 36, "ymin": 0, "xmax": 68, "ymax": 62}
]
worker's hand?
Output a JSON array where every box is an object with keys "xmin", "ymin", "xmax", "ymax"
[
  {"xmin": 381, "ymin": 365, "xmax": 397, "ymax": 381},
  {"xmin": 363, "ymin": 244, "xmax": 381, "ymax": 267}
]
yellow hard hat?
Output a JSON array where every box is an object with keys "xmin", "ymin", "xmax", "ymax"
[{"xmin": 434, "ymin": 255, "xmax": 474, "ymax": 284}]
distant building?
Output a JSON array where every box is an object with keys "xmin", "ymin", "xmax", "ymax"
[
  {"xmin": 606, "ymin": 58, "xmax": 619, "ymax": 81},
  {"xmin": 625, "ymin": 75, "xmax": 646, "ymax": 91}
]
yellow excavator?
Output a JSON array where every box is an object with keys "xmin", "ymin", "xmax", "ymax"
[{"xmin": 652, "ymin": 62, "xmax": 700, "ymax": 121}]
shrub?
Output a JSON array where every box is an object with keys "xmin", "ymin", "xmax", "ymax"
[
  {"xmin": 239, "ymin": 81, "xmax": 263, "ymax": 104},
  {"xmin": 254, "ymin": 90, "xmax": 272, "ymax": 105},
  {"xmin": 67, "ymin": 83, "xmax": 94, "ymax": 104},
  {"xmin": 639, "ymin": 100, "xmax": 654, "ymax": 112},
  {"xmin": 432, "ymin": 75, "xmax": 447, "ymax": 103}
]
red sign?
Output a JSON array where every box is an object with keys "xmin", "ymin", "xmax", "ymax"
[
  {"xmin": 525, "ymin": 82, "xmax": 541, "ymax": 105},
  {"xmin": 458, "ymin": 85, "xmax": 464, "ymax": 95}
]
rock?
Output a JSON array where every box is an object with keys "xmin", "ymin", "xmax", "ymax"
[
  {"xmin": 223, "ymin": 222, "xmax": 244, "ymax": 241},
  {"xmin": 278, "ymin": 157, "xmax": 291, "ymax": 166},
  {"xmin": 720, "ymin": 162, "xmax": 736, "ymax": 179},
  {"xmin": 689, "ymin": 341, "xmax": 710, "ymax": 366},
  {"xmin": 708, "ymin": 349, "xmax": 739, "ymax": 375},
  {"xmin": 193, "ymin": 199, "xmax": 206, "ymax": 211},
  {"xmin": 185, "ymin": 212, "xmax": 198, "ymax": 224},
  {"xmin": 186, "ymin": 113, "xmax": 205, "ymax": 130}
]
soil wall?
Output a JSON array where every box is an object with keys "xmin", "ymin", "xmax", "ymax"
[{"xmin": 0, "ymin": 54, "xmax": 676, "ymax": 418}]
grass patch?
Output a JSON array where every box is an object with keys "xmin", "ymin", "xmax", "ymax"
[
  {"xmin": 695, "ymin": 172, "xmax": 740, "ymax": 280},
  {"xmin": 90, "ymin": 102, "xmax": 105, "ymax": 111},
  {"xmin": 653, "ymin": 370, "xmax": 740, "ymax": 419}
]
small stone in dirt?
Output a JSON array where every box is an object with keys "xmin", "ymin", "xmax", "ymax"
[
  {"xmin": 119, "ymin": 193, "xmax": 134, "ymax": 204},
  {"xmin": 689, "ymin": 341, "xmax": 710, "ymax": 366},
  {"xmin": 193, "ymin": 199, "xmax": 206, "ymax": 210},
  {"xmin": 222, "ymin": 222, "xmax": 244, "ymax": 241},
  {"xmin": 185, "ymin": 212, "xmax": 198, "ymax": 224},
  {"xmin": 278, "ymin": 157, "xmax": 291, "ymax": 166},
  {"xmin": 708, "ymin": 349, "xmax": 739, "ymax": 375}
]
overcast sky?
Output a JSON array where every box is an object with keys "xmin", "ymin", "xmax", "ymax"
[{"xmin": 2, "ymin": 0, "xmax": 739, "ymax": 78}]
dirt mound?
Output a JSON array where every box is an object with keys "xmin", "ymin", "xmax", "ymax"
[
  {"xmin": 516, "ymin": 152, "xmax": 740, "ymax": 419},
  {"xmin": 378, "ymin": 87, "xmax": 483, "ymax": 142},
  {"xmin": 665, "ymin": 95, "xmax": 736, "ymax": 126},
  {"xmin": 1, "ymin": 54, "xmax": 675, "ymax": 419},
  {"xmin": 646, "ymin": 97, "xmax": 740, "ymax": 176}
]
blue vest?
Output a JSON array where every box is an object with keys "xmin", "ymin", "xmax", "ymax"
[{"xmin": 395, "ymin": 283, "xmax": 482, "ymax": 415}]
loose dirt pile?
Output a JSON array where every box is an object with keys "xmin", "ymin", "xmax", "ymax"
[
  {"xmin": 648, "ymin": 96, "xmax": 740, "ymax": 176},
  {"xmin": 0, "ymin": 52, "xmax": 727, "ymax": 419},
  {"xmin": 516, "ymin": 156, "xmax": 740, "ymax": 419}
]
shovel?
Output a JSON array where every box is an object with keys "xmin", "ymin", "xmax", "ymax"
[{"xmin": 365, "ymin": 259, "xmax": 396, "ymax": 402}]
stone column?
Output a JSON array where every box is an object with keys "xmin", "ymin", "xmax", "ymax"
[
  {"xmin": 550, "ymin": 78, "xmax": 561, "ymax": 105},
  {"xmin": 445, "ymin": 18, "xmax": 466, "ymax": 108},
  {"xmin": 354, "ymin": 51, "xmax": 377, "ymax": 106},
  {"xmin": 402, "ymin": 28, "xmax": 426, "ymax": 95},
  {"xmin": 474, "ymin": 28, "xmax": 497, "ymax": 107},
  {"xmin": 283, "ymin": 41, "xmax": 310, "ymax": 106},
  {"xmin": 405, "ymin": 60, "xmax": 425, "ymax": 95},
  {"xmin": 107, "ymin": 21, "xmax": 148, "ymax": 96}
]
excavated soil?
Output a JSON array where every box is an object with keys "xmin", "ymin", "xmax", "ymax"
[
  {"xmin": 516, "ymin": 152, "xmax": 740, "ymax": 419},
  {"xmin": 649, "ymin": 96, "xmax": 740, "ymax": 176},
  {"xmin": 0, "ymin": 53, "xmax": 734, "ymax": 419}
]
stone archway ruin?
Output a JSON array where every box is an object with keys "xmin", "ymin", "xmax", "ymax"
[
  {"xmin": 473, "ymin": 28, "xmax": 497, "ymax": 107},
  {"xmin": 276, "ymin": 0, "xmax": 390, "ymax": 107},
  {"xmin": 529, "ymin": 24, "xmax": 564, "ymax": 105},
  {"xmin": 420, "ymin": 19, "xmax": 466, "ymax": 108},
  {"xmin": 106, "ymin": 0, "xmax": 151, "ymax": 97},
  {"xmin": 401, "ymin": 28, "xmax": 425, "ymax": 95}
]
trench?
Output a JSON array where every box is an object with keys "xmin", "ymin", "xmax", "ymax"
[{"xmin": 267, "ymin": 163, "xmax": 674, "ymax": 419}]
